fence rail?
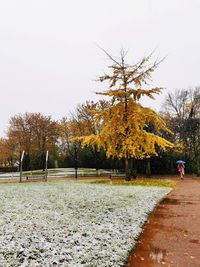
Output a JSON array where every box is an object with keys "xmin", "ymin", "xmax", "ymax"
[{"xmin": 0, "ymin": 168, "xmax": 125, "ymax": 181}]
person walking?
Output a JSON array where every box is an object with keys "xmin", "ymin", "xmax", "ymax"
[{"xmin": 178, "ymin": 164, "xmax": 184, "ymax": 179}]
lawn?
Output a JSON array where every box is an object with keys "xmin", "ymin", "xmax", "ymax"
[
  {"xmin": 0, "ymin": 182, "xmax": 172, "ymax": 266},
  {"xmin": 89, "ymin": 178, "xmax": 176, "ymax": 188}
]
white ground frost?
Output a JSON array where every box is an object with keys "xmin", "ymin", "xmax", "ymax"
[{"xmin": 0, "ymin": 182, "xmax": 171, "ymax": 267}]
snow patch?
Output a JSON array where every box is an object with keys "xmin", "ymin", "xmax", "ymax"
[{"xmin": 0, "ymin": 183, "xmax": 171, "ymax": 266}]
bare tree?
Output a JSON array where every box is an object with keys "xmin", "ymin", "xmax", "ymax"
[{"xmin": 163, "ymin": 87, "xmax": 200, "ymax": 176}]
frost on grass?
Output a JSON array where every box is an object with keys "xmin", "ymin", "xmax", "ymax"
[{"xmin": 0, "ymin": 182, "xmax": 171, "ymax": 267}]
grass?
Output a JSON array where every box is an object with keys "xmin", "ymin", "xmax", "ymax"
[
  {"xmin": 89, "ymin": 178, "xmax": 176, "ymax": 188},
  {"xmin": 0, "ymin": 182, "xmax": 171, "ymax": 266}
]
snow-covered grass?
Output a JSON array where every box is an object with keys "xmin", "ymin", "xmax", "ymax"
[{"xmin": 0, "ymin": 182, "xmax": 171, "ymax": 267}]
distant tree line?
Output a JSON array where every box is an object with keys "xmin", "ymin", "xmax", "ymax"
[
  {"xmin": 0, "ymin": 86, "xmax": 199, "ymax": 176},
  {"xmin": 0, "ymin": 50, "xmax": 199, "ymax": 177}
]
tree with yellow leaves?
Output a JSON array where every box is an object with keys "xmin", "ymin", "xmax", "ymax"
[{"xmin": 81, "ymin": 50, "xmax": 173, "ymax": 179}]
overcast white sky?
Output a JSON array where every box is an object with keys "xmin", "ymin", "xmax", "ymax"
[{"xmin": 0, "ymin": 0, "xmax": 200, "ymax": 137}]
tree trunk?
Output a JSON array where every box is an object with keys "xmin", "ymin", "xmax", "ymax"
[
  {"xmin": 170, "ymin": 157, "xmax": 174, "ymax": 174},
  {"xmin": 74, "ymin": 143, "xmax": 78, "ymax": 179},
  {"xmin": 75, "ymin": 167, "xmax": 78, "ymax": 179},
  {"xmin": 146, "ymin": 159, "xmax": 151, "ymax": 177},
  {"xmin": 125, "ymin": 157, "xmax": 131, "ymax": 181},
  {"xmin": 196, "ymin": 155, "xmax": 200, "ymax": 177},
  {"xmin": 94, "ymin": 146, "xmax": 100, "ymax": 170},
  {"xmin": 130, "ymin": 158, "xmax": 137, "ymax": 179}
]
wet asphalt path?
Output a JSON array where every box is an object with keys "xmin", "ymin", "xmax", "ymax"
[{"xmin": 126, "ymin": 178, "xmax": 200, "ymax": 267}]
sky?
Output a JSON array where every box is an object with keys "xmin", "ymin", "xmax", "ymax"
[{"xmin": 0, "ymin": 0, "xmax": 200, "ymax": 137}]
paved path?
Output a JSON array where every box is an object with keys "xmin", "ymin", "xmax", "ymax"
[{"xmin": 126, "ymin": 178, "xmax": 200, "ymax": 267}]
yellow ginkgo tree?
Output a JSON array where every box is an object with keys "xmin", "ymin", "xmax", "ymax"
[{"xmin": 81, "ymin": 50, "xmax": 173, "ymax": 179}]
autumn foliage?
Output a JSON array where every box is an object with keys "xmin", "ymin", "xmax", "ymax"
[
  {"xmin": 1, "ymin": 50, "xmax": 200, "ymax": 177},
  {"xmin": 79, "ymin": 50, "xmax": 173, "ymax": 178}
]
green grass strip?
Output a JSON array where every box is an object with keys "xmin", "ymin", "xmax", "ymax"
[{"xmin": 89, "ymin": 179, "xmax": 176, "ymax": 188}]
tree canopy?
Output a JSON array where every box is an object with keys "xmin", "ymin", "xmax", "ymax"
[{"xmin": 79, "ymin": 50, "xmax": 173, "ymax": 178}]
